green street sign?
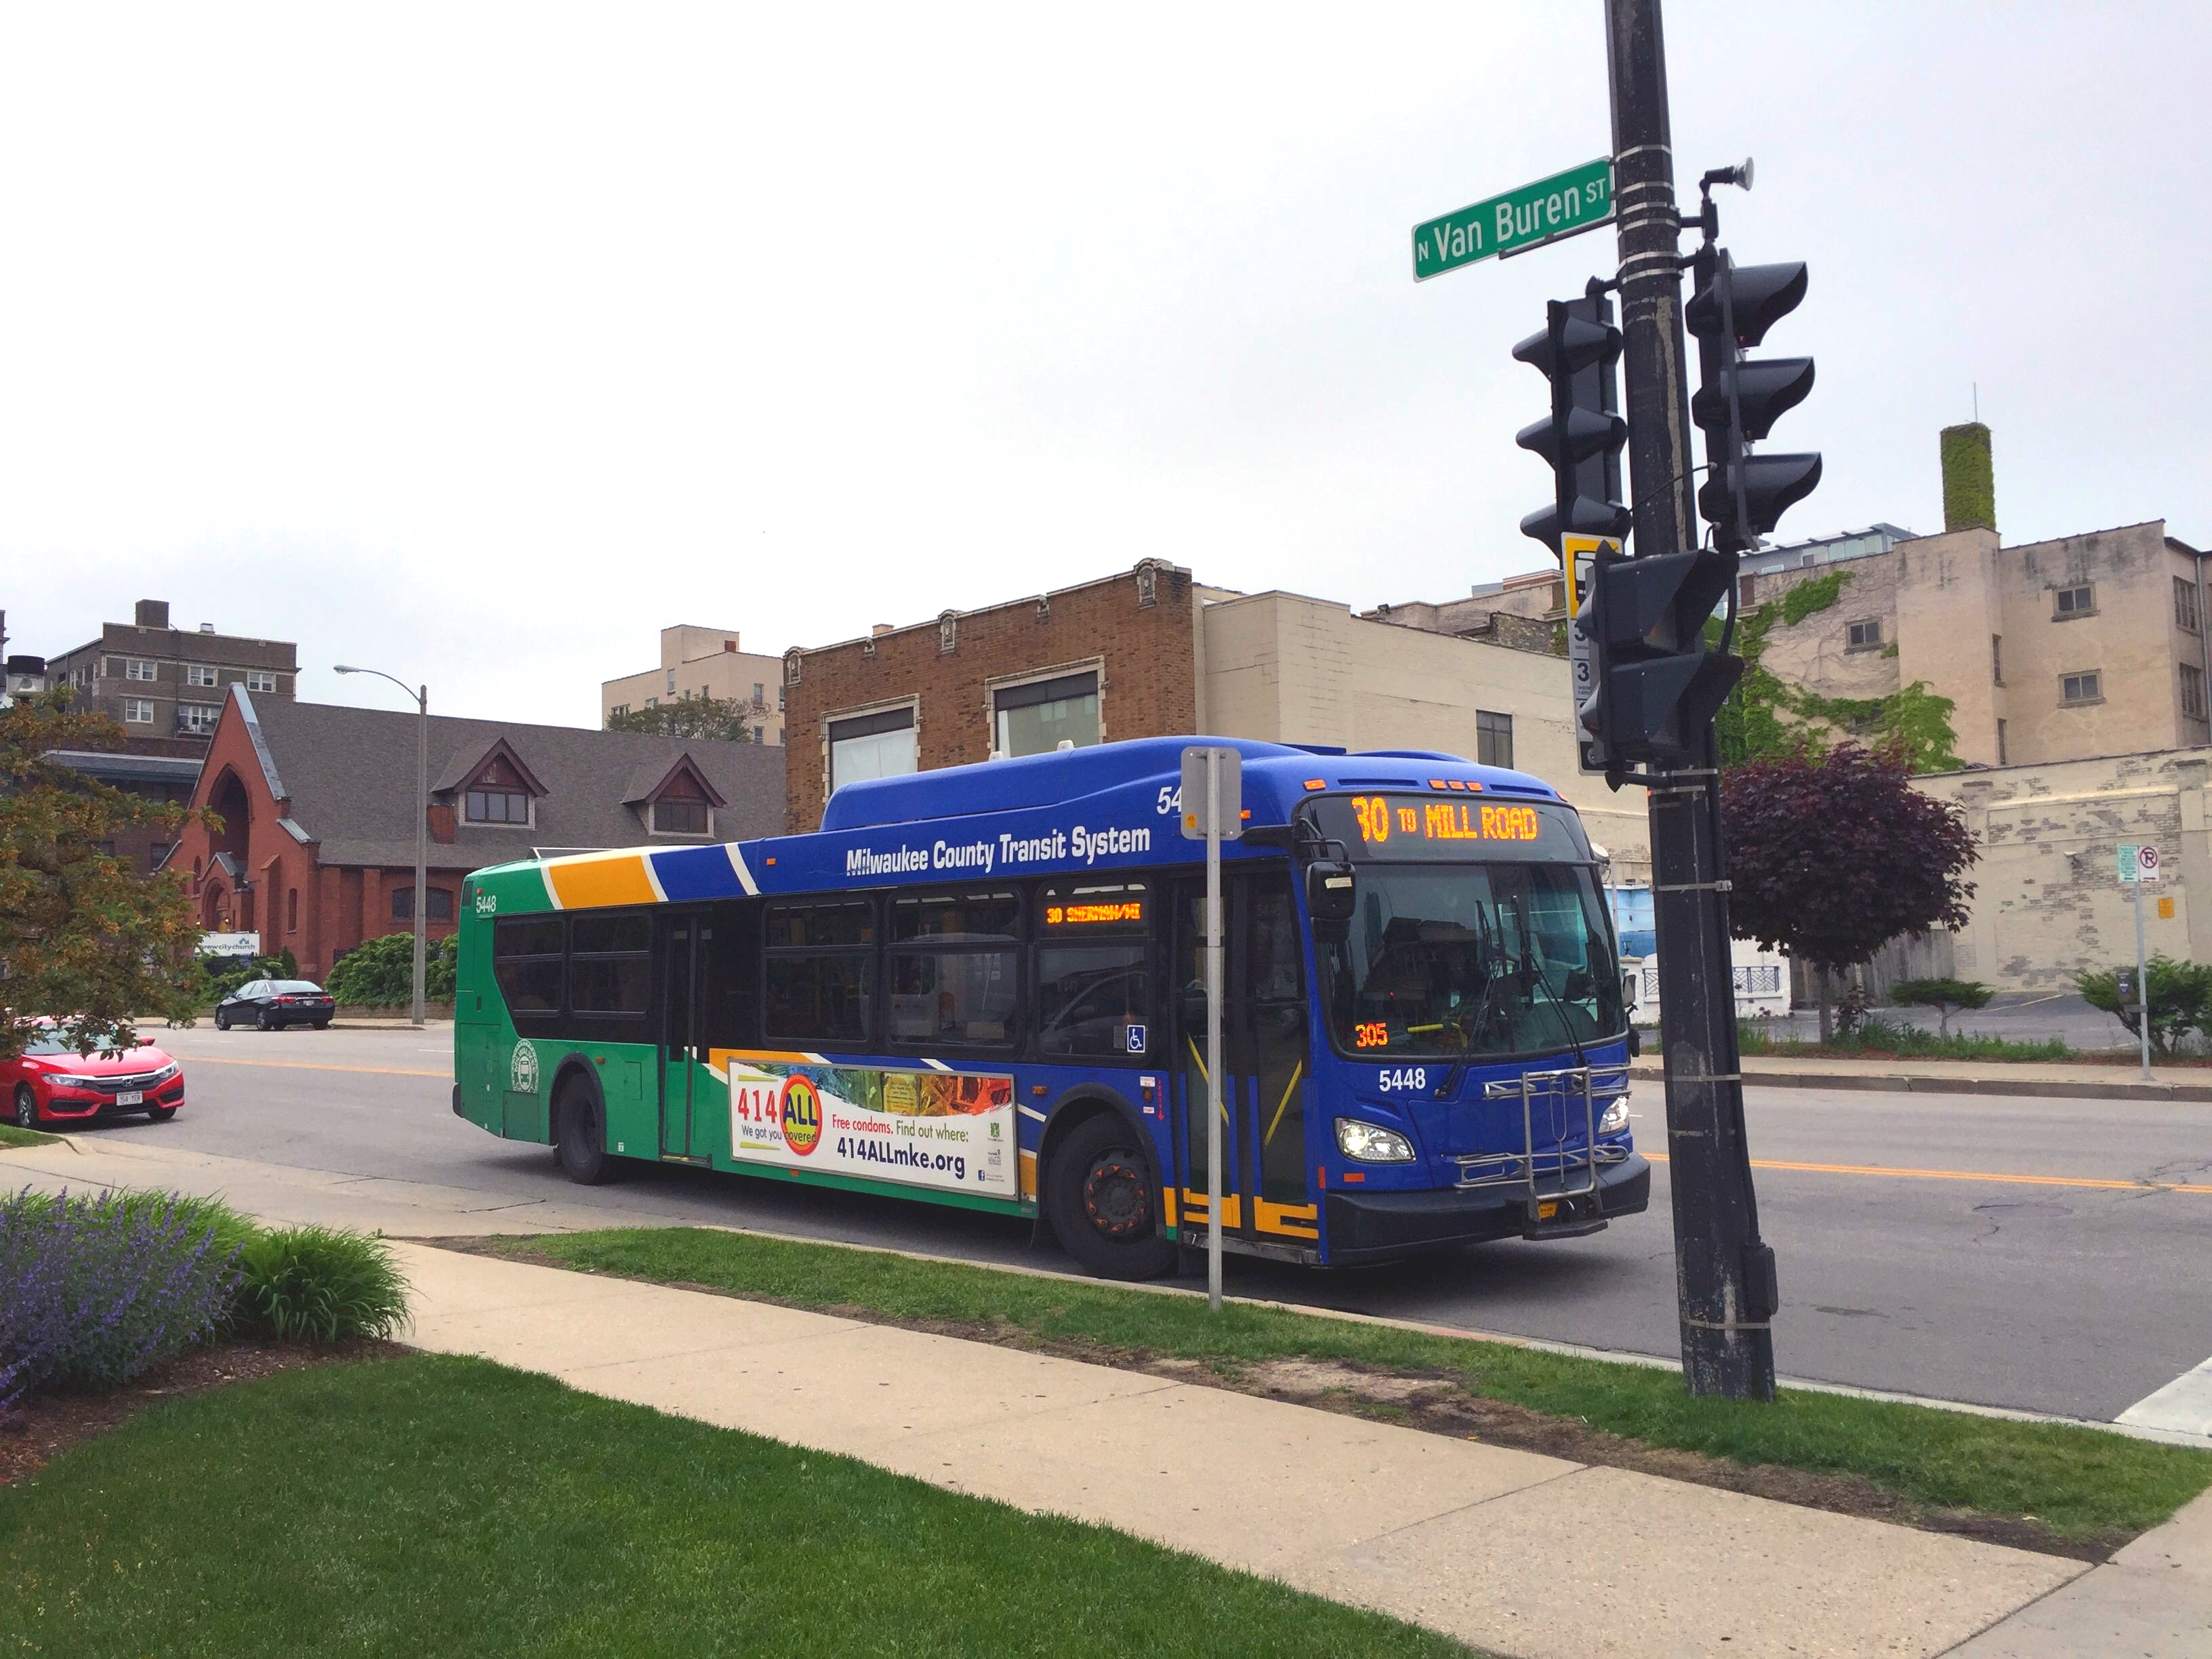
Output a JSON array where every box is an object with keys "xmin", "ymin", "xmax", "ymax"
[{"xmin": 1412, "ymin": 157, "xmax": 1615, "ymax": 281}]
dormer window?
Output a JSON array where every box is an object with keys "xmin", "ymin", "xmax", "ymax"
[
  {"xmin": 464, "ymin": 755, "xmax": 535, "ymax": 825},
  {"xmin": 628, "ymin": 754, "xmax": 724, "ymax": 838},
  {"xmin": 652, "ymin": 782, "xmax": 710, "ymax": 835}
]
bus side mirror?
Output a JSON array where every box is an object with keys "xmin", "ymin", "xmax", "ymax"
[{"xmin": 1306, "ymin": 861, "xmax": 1356, "ymax": 925}]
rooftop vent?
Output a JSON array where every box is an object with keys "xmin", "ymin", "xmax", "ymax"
[{"xmin": 199, "ymin": 622, "xmax": 215, "ymax": 634}]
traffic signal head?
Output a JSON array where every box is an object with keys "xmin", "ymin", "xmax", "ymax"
[
  {"xmin": 1688, "ymin": 252, "xmax": 1821, "ymax": 552},
  {"xmin": 1514, "ymin": 295, "xmax": 1631, "ymax": 558},
  {"xmin": 1580, "ymin": 546, "xmax": 1744, "ymax": 765}
]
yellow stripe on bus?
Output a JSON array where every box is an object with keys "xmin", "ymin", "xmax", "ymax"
[{"xmin": 544, "ymin": 851, "xmax": 657, "ymax": 909}]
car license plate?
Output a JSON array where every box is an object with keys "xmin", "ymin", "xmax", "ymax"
[{"xmin": 116, "ymin": 1090, "xmax": 143, "ymax": 1105}]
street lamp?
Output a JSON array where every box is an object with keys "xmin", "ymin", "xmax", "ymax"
[{"xmin": 334, "ymin": 665, "xmax": 430, "ymax": 1028}]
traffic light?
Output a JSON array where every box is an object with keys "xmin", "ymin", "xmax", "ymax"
[
  {"xmin": 1686, "ymin": 251, "xmax": 1821, "ymax": 552},
  {"xmin": 1580, "ymin": 544, "xmax": 1743, "ymax": 765},
  {"xmin": 1513, "ymin": 295, "xmax": 1632, "ymax": 557}
]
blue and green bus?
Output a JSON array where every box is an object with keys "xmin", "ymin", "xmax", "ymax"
[{"xmin": 451, "ymin": 737, "xmax": 1647, "ymax": 1278}]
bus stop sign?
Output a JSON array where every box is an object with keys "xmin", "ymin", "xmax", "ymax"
[{"xmin": 1179, "ymin": 747, "xmax": 1243, "ymax": 840}]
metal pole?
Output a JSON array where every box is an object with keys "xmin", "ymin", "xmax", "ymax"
[
  {"xmin": 412, "ymin": 684, "xmax": 428, "ymax": 1028},
  {"xmin": 2133, "ymin": 876, "xmax": 2152, "ymax": 1081},
  {"xmin": 1205, "ymin": 749, "xmax": 1225, "ymax": 1313},
  {"xmin": 1606, "ymin": 0, "xmax": 1777, "ymax": 1401}
]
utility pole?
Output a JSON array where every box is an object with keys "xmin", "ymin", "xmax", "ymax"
[{"xmin": 1603, "ymin": 0, "xmax": 1778, "ymax": 1400}]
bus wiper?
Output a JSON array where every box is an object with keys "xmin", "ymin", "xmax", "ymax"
[{"xmin": 1530, "ymin": 969, "xmax": 1589, "ymax": 1072}]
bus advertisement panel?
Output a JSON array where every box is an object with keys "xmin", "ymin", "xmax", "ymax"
[{"xmin": 715, "ymin": 1052, "xmax": 1018, "ymax": 1198}]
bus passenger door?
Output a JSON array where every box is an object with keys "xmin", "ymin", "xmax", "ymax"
[
  {"xmin": 1170, "ymin": 873, "xmax": 1313, "ymax": 1249},
  {"xmin": 660, "ymin": 914, "xmax": 711, "ymax": 1161}
]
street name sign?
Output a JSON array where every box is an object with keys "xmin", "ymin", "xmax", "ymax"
[
  {"xmin": 1561, "ymin": 533, "xmax": 1621, "ymax": 772},
  {"xmin": 1412, "ymin": 157, "xmax": 1615, "ymax": 281}
]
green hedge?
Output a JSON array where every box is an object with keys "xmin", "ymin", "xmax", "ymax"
[{"xmin": 327, "ymin": 933, "xmax": 457, "ymax": 1006}]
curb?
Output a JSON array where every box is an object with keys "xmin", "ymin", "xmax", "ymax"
[{"xmin": 1629, "ymin": 1061, "xmax": 2212, "ymax": 1103}]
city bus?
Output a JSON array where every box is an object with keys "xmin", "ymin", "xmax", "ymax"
[{"xmin": 451, "ymin": 737, "xmax": 1647, "ymax": 1278}]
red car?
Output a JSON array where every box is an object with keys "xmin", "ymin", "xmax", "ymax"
[{"xmin": 7, "ymin": 1027, "xmax": 184, "ymax": 1129}]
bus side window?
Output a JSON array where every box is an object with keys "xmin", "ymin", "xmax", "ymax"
[
  {"xmin": 494, "ymin": 915, "xmax": 565, "ymax": 1019},
  {"xmin": 702, "ymin": 898, "xmax": 758, "ymax": 1050},
  {"xmin": 1033, "ymin": 877, "xmax": 1151, "ymax": 1061},
  {"xmin": 764, "ymin": 899, "xmax": 878, "ymax": 1046}
]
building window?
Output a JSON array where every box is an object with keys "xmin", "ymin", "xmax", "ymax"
[
  {"xmin": 126, "ymin": 659, "xmax": 156, "ymax": 681},
  {"xmin": 752, "ymin": 682, "xmax": 764, "ymax": 704},
  {"xmin": 1846, "ymin": 619, "xmax": 1881, "ymax": 650},
  {"xmin": 644, "ymin": 696, "xmax": 658, "ymax": 709},
  {"xmin": 392, "ymin": 885, "xmax": 455, "ymax": 922},
  {"xmin": 178, "ymin": 703, "xmax": 221, "ymax": 734},
  {"xmin": 993, "ymin": 670, "xmax": 1100, "ymax": 758},
  {"xmin": 1738, "ymin": 573, "xmax": 1757, "ymax": 607},
  {"xmin": 123, "ymin": 698, "xmax": 153, "ymax": 724},
  {"xmin": 1476, "ymin": 710, "xmax": 1515, "ymax": 769},
  {"xmin": 609, "ymin": 703, "xmax": 629, "ymax": 719},
  {"xmin": 665, "ymin": 668, "xmax": 676, "ymax": 694},
  {"xmin": 2184, "ymin": 663, "xmax": 2208, "ymax": 722},
  {"xmin": 186, "ymin": 664, "xmax": 218, "ymax": 687},
  {"xmin": 2060, "ymin": 671, "xmax": 2102, "ymax": 705},
  {"xmin": 777, "ymin": 686, "xmax": 786, "ymax": 712},
  {"xmin": 2054, "ymin": 583, "xmax": 2095, "ymax": 619},
  {"xmin": 248, "ymin": 670, "xmax": 276, "ymax": 692},
  {"xmin": 1996, "ymin": 719, "xmax": 2007, "ymax": 765},
  {"xmin": 650, "ymin": 771, "xmax": 712, "ymax": 835},
  {"xmin": 2177, "ymin": 577, "xmax": 2203, "ymax": 635},
  {"xmin": 829, "ymin": 705, "xmax": 917, "ymax": 794},
  {"xmin": 1992, "ymin": 635, "xmax": 2003, "ymax": 685},
  {"xmin": 463, "ymin": 755, "xmax": 535, "ymax": 825}
]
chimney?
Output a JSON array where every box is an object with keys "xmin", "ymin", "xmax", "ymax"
[
  {"xmin": 1940, "ymin": 422, "xmax": 1995, "ymax": 533},
  {"xmin": 872, "ymin": 623, "xmax": 894, "ymax": 637},
  {"xmin": 134, "ymin": 599, "xmax": 171, "ymax": 629}
]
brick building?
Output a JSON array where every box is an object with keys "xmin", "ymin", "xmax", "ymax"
[
  {"xmin": 167, "ymin": 688, "xmax": 784, "ymax": 979},
  {"xmin": 782, "ymin": 560, "xmax": 1197, "ymax": 834},
  {"xmin": 43, "ymin": 599, "xmax": 297, "ymax": 746}
]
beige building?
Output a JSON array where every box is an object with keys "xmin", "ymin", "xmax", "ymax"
[
  {"xmin": 1914, "ymin": 747, "xmax": 2209, "ymax": 991},
  {"xmin": 602, "ymin": 625, "xmax": 785, "ymax": 745}
]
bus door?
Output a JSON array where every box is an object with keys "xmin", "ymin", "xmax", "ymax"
[
  {"xmin": 1170, "ymin": 872, "xmax": 1317, "ymax": 1249},
  {"xmin": 659, "ymin": 911, "xmax": 713, "ymax": 1161}
]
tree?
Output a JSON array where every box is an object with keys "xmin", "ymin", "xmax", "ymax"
[
  {"xmin": 0, "ymin": 691, "xmax": 205, "ymax": 1060},
  {"xmin": 326, "ymin": 933, "xmax": 457, "ymax": 1007},
  {"xmin": 1889, "ymin": 977, "xmax": 1992, "ymax": 1038},
  {"xmin": 1722, "ymin": 742, "xmax": 1978, "ymax": 1041},
  {"xmin": 606, "ymin": 695, "xmax": 757, "ymax": 742},
  {"xmin": 2076, "ymin": 956, "xmax": 2212, "ymax": 1060}
]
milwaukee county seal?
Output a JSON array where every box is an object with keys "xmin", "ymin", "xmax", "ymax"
[{"xmin": 510, "ymin": 1040, "xmax": 539, "ymax": 1096}]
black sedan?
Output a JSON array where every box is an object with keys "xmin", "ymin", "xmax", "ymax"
[{"xmin": 213, "ymin": 979, "xmax": 337, "ymax": 1031}]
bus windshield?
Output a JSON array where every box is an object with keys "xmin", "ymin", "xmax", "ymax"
[{"xmin": 1318, "ymin": 862, "xmax": 1624, "ymax": 1060}]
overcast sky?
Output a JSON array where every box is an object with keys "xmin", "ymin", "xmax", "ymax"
[{"xmin": 4, "ymin": 3, "xmax": 2205, "ymax": 729}]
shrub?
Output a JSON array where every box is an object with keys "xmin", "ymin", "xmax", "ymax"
[
  {"xmin": 326, "ymin": 933, "xmax": 457, "ymax": 1007},
  {"xmin": 0, "ymin": 1188, "xmax": 245, "ymax": 1410},
  {"xmin": 199, "ymin": 951, "xmax": 300, "ymax": 1005},
  {"xmin": 234, "ymin": 1225, "xmax": 409, "ymax": 1343},
  {"xmin": 2076, "ymin": 956, "xmax": 2212, "ymax": 1059},
  {"xmin": 1890, "ymin": 977, "xmax": 1994, "ymax": 1037}
]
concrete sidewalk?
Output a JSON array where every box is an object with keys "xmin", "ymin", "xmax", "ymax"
[
  {"xmin": 389, "ymin": 1240, "xmax": 2133, "ymax": 1659},
  {"xmin": 1632, "ymin": 1053, "xmax": 2212, "ymax": 1102}
]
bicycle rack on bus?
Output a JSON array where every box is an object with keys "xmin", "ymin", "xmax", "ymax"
[{"xmin": 1459, "ymin": 1063, "xmax": 1632, "ymax": 1230}]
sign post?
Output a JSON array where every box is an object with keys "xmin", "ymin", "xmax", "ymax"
[
  {"xmin": 2119, "ymin": 843, "xmax": 2160, "ymax": 1080},
  {"xmin": 1181, "ymin": 745, "xmax": 1242, "ymax": 1313}
]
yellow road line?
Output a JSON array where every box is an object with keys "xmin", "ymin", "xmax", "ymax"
[
  {"xmin": 184, "ymin": 1056, "xmax": 449, "ymax": 1079},
  {"xmin": 1645, "ymin": 1151, "xmax": 2212, "ymax": 1195}
]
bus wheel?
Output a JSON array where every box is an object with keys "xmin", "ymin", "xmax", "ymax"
[
  {"xmin": 1046, "ymin": 1113, "xmax": 1176, "ymax": 1281},
  {"xmin": 554, "ymin": 1083, "xmax": 619, "ymax": 1186}
]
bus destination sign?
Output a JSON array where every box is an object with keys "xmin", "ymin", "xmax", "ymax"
[{"xmin": 1350, "ymin": 794, "xmax": 1540, "ymax": 847}]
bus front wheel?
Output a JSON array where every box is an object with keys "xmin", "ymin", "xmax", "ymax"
[
  {"xmin": 554, "ymin": 1083, "xmax": 621, "ymax": 1186},
  {"xmin": 1046, "ymin": 1113, "xmax": 1176, "ymax": 1281}
]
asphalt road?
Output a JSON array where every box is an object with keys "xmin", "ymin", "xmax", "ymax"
[{"xmin": 106, "ymin": 1021, "xmax": 2212, "ymax": 1424}]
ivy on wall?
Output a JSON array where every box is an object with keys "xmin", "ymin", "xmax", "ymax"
[{"xmin": 1712, "ymin": 568, "xmax": 1961, "ymax": 773}]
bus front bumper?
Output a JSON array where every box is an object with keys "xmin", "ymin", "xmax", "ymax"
[{"xmin": 1322, "ymin": 1152, "xmax": 1651, "ymax": 1266}]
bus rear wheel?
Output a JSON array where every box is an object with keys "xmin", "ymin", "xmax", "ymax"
[
  {"xmin": 554, "ymin": 1083, "xmax": 620, "ymax": 1186},
  {"xmin": 1046, "ymin": 1113, "xmax": 1176, "ymax": 1281}
]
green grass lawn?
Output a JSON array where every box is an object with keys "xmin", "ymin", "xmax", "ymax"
[
  {"xmin": 0, "ymin": 1124, "xmax": 61, "ymax": 1148},
  {"xmin": 503, "ymin": 1226, "xmax": 2212, "ymax": 1542},
  {"xmin": 1734, "ymin": 1020, "xmax": 2073, "ymax": 1063},
  {"xmin": 1, "ymin": 1355, "xmax": 1466, "ymax": 1659}
]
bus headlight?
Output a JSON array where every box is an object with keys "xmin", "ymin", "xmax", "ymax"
[
  {"xmin": 1335, "ymin": 1118, "xmax": 1414, "ymax": 1163},
  {"xmin": 1598, "ymin": 1097, "xmax": 1630, "ymax": 1135}
]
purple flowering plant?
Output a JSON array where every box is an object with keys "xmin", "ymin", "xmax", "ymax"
[{"xmin": 0, "ymin": 1187, "xmax": 245, "ymax": 1411}]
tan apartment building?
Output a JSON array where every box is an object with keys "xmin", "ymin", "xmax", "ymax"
[
  {"xmin": 42, "ymin": 599, "xmax": 298, "ymax": 747},
  {"xmin": 602, "ymin": 624, "xmax": 786, "ymax": 744},
  {"xmin": 779, "ymin": 560, "xmax": 1652, "ymax": 880}
]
